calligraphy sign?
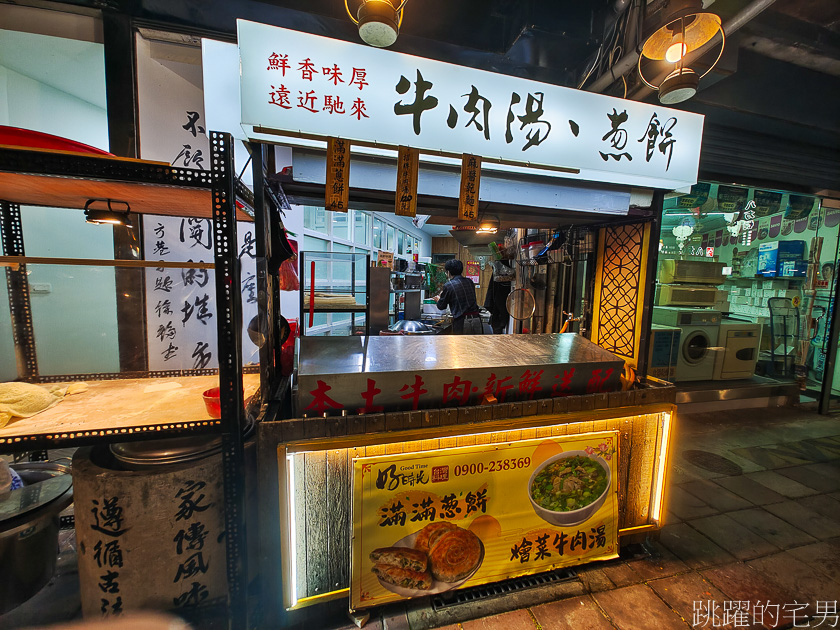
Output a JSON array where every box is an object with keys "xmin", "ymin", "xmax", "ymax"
[
  {"xmin": 395, "ymin": 146, "xmax": 420, "ymax": 217},
  {"xmin": 458, "ymin": 154, "xmax": 481, "ymax": 222},
  {"xmin": 238, "ymin": 20, "xmax": 704, "ymax": 190},
  {"xmin": 326, "ymin": 137, "xmax": 350, "ymax": 212},
  {"xmin": 351, "ymin": 431, "xmax": 619, "ymax": 609},
  {"xmin": 143, "ymin": 217, "xmax": 259, "ymax": 371}
]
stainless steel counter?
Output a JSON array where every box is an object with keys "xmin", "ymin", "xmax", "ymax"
[{"xmin": 297, "ymin": 333, "xmax": 623, "ymax": 414}]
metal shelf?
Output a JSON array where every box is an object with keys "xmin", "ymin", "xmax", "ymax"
[
  {"xmin": 0, "ymin": 374, "xmax": 260, "ymax": 451},
  {"xmin": 1, "ymin": 132, "xmax": 251, "ymax": 627},
  {"xmin": 0, "ymin": 145, "xmax": 253, "ymax": 220}
]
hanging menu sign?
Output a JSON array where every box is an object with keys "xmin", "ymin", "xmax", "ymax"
[
  {"xmin": 395, "ymin": 146, "xmax": 420, "ymax": 217},
  {"xmin": 326, "ymin": 137, "xmax": 350, "ymax": 212},
  {"xmin": 459, "ymin": 154, "xmax": 481, "ymax": 222},
  {"xmin": 238, "ymin": 20, "xmax": 704, "ymax": 190}
]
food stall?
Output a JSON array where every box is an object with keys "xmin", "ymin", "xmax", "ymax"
[
  {"xmin": 233, "ymin": 18, "xmax": 702, "ymax": 628},
  {"xmin": 257, "ymin": 333, "xmax": 675, "ymax": 623},
  {"xmin": 0, "ymin": 13, "xmax": 703, "ymax": 628}
]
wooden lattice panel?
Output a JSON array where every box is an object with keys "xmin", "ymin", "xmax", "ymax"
[{"xmin": 592, "ymin": 223, "xmax": 650, "ymax": 365}]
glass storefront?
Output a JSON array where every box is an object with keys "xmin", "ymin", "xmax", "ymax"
[{"xmin": 657, "ymin": 181, "xmax": 835, "ymax": 395}]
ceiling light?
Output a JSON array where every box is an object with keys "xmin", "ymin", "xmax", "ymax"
[
  {"xmin": 345, "ymin": 0, "xmax": 407, "ymax": 48},
  {"xmin": 665, "ymin": 41, "xmax": 687, "ymax": 63},
  {"xmin": 638, "ymin": 0, "xmax": 725, "ymax": 104},
  {"xmin": 84, "ymin": 199, "xmax": 133, "ymax": 228}
]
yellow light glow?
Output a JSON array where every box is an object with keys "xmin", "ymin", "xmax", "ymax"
[
  {"xmin": 287, "ymin": 454, "xmax": 298, "ymax": 608},
  {"xmin": 476, "ymin": 226, "xmax": 498, "ymax": 234},
  {"xmin": 651, "ymin": 411, "xmax": 672, "ymax": 522},
  {"xmin": 665, "ymin": 42, "xmax": 687, "ymax": 63}
]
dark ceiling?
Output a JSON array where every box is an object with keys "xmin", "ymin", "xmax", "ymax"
[{"xmin": 129, "ymin": 0, "xmax": 840, "ymax": 193}]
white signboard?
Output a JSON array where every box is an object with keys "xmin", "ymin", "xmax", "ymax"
[
  {"xmin": 238, "ymin": 20, "xmax": 704, "ymax": 190},
  {"xmin": 143, "ymin": 217, "xmax": 259, "ymax": 372}
]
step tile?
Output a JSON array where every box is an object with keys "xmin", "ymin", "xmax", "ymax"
[
  {"xmin": 743, "ymin": 470, "xmax": 819, "ymax": 499},
  {"xmin": 648, "ymin": 571, "xmax": 761, "ymax": 630},
  {"xmin": 593, "ymin": 584, "xmax": 690, "ymax": 630},
  {"xmin": 667, "ymin": 485, "xmax": 719, "ymax": 521},
  {"xmin": 689, "ymin": 514, "xmax": 779, "ymax": 561},
  {"xmin": 700, "ymin": 563, "xmax": 793, "ymax": 630},
  {"xmin": 658, "ymin": 522, "xmax": 736, "ymax": 569},
  {"xmin": 747, "ymin": 553, "xmax": 840, "ymax": 617},
  {"xmin": 795, "ymin": 494, "xmax": 840, "ymax": 522},
  {"xmin": 531, "ymin": 595, "xmax": 615, "ymax": 630},
  {"xmin": 460, "ymin": 608, "xmax": 537, "ymax": 630},
  {"xmin": 775, "ymin": 464, "xmax": 840, "ymax": 493},
  {"xmin": 763, "ymin": 500, "xmax": 840, "ymax": 540},
  {"xmin": 714, "ymin": 476, "xmax": 786, "ymax": 506},
  {"xmin": 727, "ymin": 507, "xmax": 817, "ymax": 549},
  {"xmin": 679, "ymin": 479, "xmax": 753, "ymax": 513},
  {"xmin": 784, "ymin": 540, "xmax": 840, "ymax": 585}
]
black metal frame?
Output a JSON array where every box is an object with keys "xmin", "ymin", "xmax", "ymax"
[
  {"xmin": 636, "ymin": 191, "xmax": 664, "ymax": 379},
  {"xmin": 0, "ymin": 201, "xmax": 38, "ymax": 380},
  {"xmin": 0, "ymin": 133, "xmax": 250, "ymax": 628},
  {"xmin": 819, "ymin": 257, "xmax": 840, "ymax": 413}
]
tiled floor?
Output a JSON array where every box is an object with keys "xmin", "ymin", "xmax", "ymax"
[{"xmin": 368, "ymin": 407, "xmax": 840, "ymax": 630}]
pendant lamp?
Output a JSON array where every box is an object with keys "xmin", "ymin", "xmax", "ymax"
[
  {"xmin": 638, "ymin": 0, "xmax": 725, "ymax": 104},
  {"xmin": 345, "ymin": 0, "xmax": 407, "ymax": 48}
]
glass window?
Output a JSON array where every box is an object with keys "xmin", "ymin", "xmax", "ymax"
[
  {"xmin": 354, "ymin": 211, "xmax": 370, "ymax": 246},
  {"xmin": 303, "ymin": 235, "xmax": 329, "ymax": 252},
  {"xmin": 387, "ymin": 226, "xmax": 396, "ymax": 252},
  {"xmin": 397, "ymin": 231, "xmax": 404, "ymax": 255},
  {"xmin": 304, "ymin": 206, "xmax": 328, "ymax": 233},
  {"xmin": 303, "ymin": 236, "xmax": 330, "ymax": 291},
  {"xmin": 332, "ymin": 211, "xmax": 349, "ymax": 240},
  {"xmin": 373, "ymin": 217, "xmax": 384, "ymax": 249},
  {"xmin": 355, "ymin": 248, "xmax": 369, "ymax": 294}
]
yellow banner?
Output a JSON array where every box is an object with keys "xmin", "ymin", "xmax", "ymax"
[
  {"xmin": 458, "ymin": 154, "xmax": 481, "ymax": 222},
  {"xmin": 395, "ymin": 146, "xmax": 419, "ymax": 217},
  {"xmin": 351, "ymin": 430, "xmax": 619, "ymax": 609},
  {"xmin": 325, "ymin": 137, "xmax": 350, "ymax": 212}
]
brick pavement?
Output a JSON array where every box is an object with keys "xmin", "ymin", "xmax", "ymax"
[{"xmin": 362, "ymin": 407, "xmax": 840, "ymax": 630}]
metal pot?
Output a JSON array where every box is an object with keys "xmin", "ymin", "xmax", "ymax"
[
  {"xmin": 0, "ymin": 462, "xmax": 73, "ymax": 614},
  {"xmin": 388, "ymin": 320, "xmax": 437, "ymax": 335}
]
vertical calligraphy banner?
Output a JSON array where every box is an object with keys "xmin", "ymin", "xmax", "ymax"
[
  {"xmin": 458, "ymin": 154, "xmax": 481, "ymax": 222},
  {"xmin": 143, "ymin": 217, "xmax": 259, "ymax": 372},
  {"xmin": 395, "ymin": 146, "xmax": 420, "ymax": 217},
  {"xmin": 326, "ymin": 137, "xmax": 350, "ymax": 212}
]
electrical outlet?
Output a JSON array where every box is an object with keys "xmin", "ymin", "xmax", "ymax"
[{"xmin": 29, "ymin": 283, "xmax": 52, "ymax": 294}]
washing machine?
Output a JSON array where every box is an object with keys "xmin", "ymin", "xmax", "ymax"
[
  {"xmin": 652, "ymin": 307, "xmax": 721, "ymax": 382},
  {"xmin": 714, "ymin": 321, "xmax": 762, "ymax": 380}
]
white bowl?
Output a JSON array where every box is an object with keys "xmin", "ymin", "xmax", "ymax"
[{"xmin": 527, "ymin": 450, "xmax": 612, "ymax": 527}]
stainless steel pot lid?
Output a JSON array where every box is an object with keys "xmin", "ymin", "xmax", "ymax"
[
  {"xmin": 110, "ymin": 435, "xmax": 223, "ymax": 468},
  {"xmin": 0, "ymin": 474, "xmax": 72, "ymax": 527},
  {"xmin": 388, "ymin": 320, "xmax": 436, "ymax": 334}
]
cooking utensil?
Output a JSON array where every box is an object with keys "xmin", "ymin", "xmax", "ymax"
[
  {"xmin": 1, "ymin": 462, "xmax": 73, "ymax": 614},
  {"xmin": 506, "ymin": 288, "xmax": 536, "ymax": 321},
  {"xmin": 388, "ymin": 320, "xmax": 436, "ymax": 335}
]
